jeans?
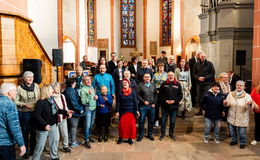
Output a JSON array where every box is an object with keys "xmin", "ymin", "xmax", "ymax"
[
  {"xmin": 58, "ymin": 119, "xmax": 69, "ymax": 148},
  {"xmin": 161, "ymin": 109, "xmax": 177, "ymax": 136},
  {"xmin": 84, "ymin": 109, "xmax": 96, "ymax": 141},
  {"xmin": 229, "ymin": 124, "xmax": 247, "ymax": 145},
  {"xmin": 139, "ymin": 105, "xmax": 155, "ymax": 137},
  {"xmin": 204, "ymin": 118, "xmax": 221, "ymax": 140},
  {"xmin": 68, "ymin": 117, "xmax": 80, "ymax": 143},
  {"xmin": 18, "ymin": 111, "xmax": 36, "ymax": 155},
  {"xmin": 0, "ymin": 145, "xmax": 16, "ymax": 160},
  {"xmin": 32, "ymin": 124, "xmax": 59, "ymax": 160}
]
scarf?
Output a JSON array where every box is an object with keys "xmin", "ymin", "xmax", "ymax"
[
  {"xmin": 219, "ymin": 81, "xmax": 230, "ymax": 94},
  {"xmin": 236, "ymin": 90, "xmax": 244, "ymax": 97},
  {"xmin": 122, "ymin": 88, "xmax": 132, "ymax": 96},
  {"xmin": 166, "ymin": 78, "xmax": 177, "ymax": 84},
  {"xmin": 47, "ymin": 97, "xmax": 58, "ymax": 115},
  {"xmin": 20, "ymin": 82, "xmax": 35, "ymax": 91},
  {"xmin": 145, "ymin": 82, "xmax": 151, "ymax": 87}
]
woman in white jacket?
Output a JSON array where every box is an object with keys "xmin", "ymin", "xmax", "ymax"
[{"xmin": 224, "ymin": 80, "xmax": 254, "ymax": 149}]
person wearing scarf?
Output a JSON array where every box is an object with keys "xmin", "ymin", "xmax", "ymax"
[
  {"xmin": 159, "ymin": 71, "xmax": 183, "ymax": 141},
  {"xmin": 116, "ymin": 78, "xmax": 140, "ymax": 145},
  {"xmin": 14, "ymin": 71, "xmax": 40, "ymax": 159},
  {"xmin": 136, "ymin": 73, "xmax": 157, "ymax": 142},
  {"xmin": 224, "ymin": 80, "xmax": 255, "ymax": 149},
  {"xmin": 32, "ymin": 85, "xmax": 73, "ymax": 160},
  {"xmin": 200, "ymin": 82, "xmax": 226, "ymax": 144}
]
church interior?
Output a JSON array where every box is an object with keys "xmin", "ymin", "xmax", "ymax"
[{"xmin": 0, "ymin": 0, "xmax": 258, "ymax": 87}]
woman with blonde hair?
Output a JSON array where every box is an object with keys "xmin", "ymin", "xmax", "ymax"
[{"xmin": 32, "ymin": 85, "xmax": 73, "ymax": 160}]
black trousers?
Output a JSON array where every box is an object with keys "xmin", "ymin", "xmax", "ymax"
[
  {"xmin": 255, "ymin": 112, "xmax": 260, "ymax": 141},
  {"xmin": 0, "ymin": 145, "xmax": 16, "ymax": 160},
  {"xmin": 196, "ymin": 84, "xmax": 210, "ymax": 109}
]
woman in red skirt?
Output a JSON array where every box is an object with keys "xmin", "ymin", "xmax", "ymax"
[{"xmin": 116, "ymin": 78, "xmax": 140, "ymax": 145}]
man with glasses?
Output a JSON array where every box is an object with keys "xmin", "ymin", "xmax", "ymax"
[{"xmin": 165, "ymin": 55, "xmax": 177, "ymax": 73}]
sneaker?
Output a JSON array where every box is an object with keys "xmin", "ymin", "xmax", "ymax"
[
  {"xmin": 154, "ymin": 120, "xmax": 159, "ymax": 127},
  {"xmin": 169, "ymin": 135, "xmax": 176, "ymax": 141},
  {"xmin": 70, "ymin": 141, "xmax": 81, "ymax": 148},
  {"xmin": 229, "ymin": 141, "xmax": 237, "ymax": 146},
  {"xmin": 147, "ymin": 135, "xmax": 154, "ymax": 141},
  {"xmin": 214, "ymin": 139, "xmax": 220, "ymax": 144},
  {"xmin": 159, "ymin": 136, "xmax": 164, "ymax": 141},
  {"xmin": 240, "ymin": 144, "xmax": 246, "ymax": 149},
  {"xmin": 251, "ymin": 140, "xmax": 258, "ymax": 145},
  {"xmin": 104, "ymin": 136, "xmax": 108, "ymax": 142},
  {"xmin": 89, "ymin": 138, "xmax": 95, "ymax": 143},
  {"xmin": 204, "ymin": 137, "xmax": 209, "ymax": 144},
  {"xmin": 85, "ymin": 141, "xmax": 91, "ymax": 149}
]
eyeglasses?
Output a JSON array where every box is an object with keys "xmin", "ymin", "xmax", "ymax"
[{"xmin": 84, "ymin": 79, "xmax": 91, "ymax": 81}]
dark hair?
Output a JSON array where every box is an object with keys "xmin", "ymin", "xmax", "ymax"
[
  {"xmin": 157, "ymin": 62, "xmax": 165, "ymax": 68},
  {"xmin": 111, "ymin": 52, "xmax": 116, "ymax": 56},
  {"xmin": 66, "ymin": 78, "xmax": 76, "ymax": 87},
  {"xmin": 177, "ymin": 59, "xmax": 189, "ymax": 71},
  {"xmin": 98, "ymin": 57, "xmax": 107, "ymax": 66},
  {"xmin": 161, "ymin": 51, "xmax": 166, "ymax": 54},
  {"xmin": 131, "ymin": 56, "xmax": 138, "ymax": 63},
  {"xmin": 211, "ymin": 82, "xmax": 220, "ymax": 88}
]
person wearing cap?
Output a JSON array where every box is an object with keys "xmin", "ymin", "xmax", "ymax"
[
  {"xmin": 0, "ymin": 83, "xmax": 26, "ymax": 160},
  {"xmin": 14, "ymin": 71, "xmax": 40, "ymax": 159},
  {"xmin": 156, "ymin": 51, "xmax": 168, "ymax": 66},
  {"xmin": 116, "ymin": 78, "xmax": 140, "ymax": 145}
]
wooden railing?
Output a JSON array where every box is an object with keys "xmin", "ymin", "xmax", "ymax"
[{"xmin": 0, "ymin": 11, "xmax": 53, "ymax": 86}]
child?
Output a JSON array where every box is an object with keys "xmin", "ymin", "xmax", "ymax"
[{"xmin": 96, "ymin": 86, "xmax": 113, "ymax": 142}]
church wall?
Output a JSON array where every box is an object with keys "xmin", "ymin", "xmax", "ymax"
[
  {"xmin": 27, "ymin": 0, "xmax": 58, "ymax": 58},
  {"xmin": 0, "ymin": 0, "xmax": 27, "ymax": 16}
]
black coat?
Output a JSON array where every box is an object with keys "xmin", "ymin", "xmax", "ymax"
[
  {"xmin": 107, "ymin": 60, "xmax": 117, "ymax": 75},
  {"xmin": 128, "ymin": 63, "xmax": 141, "ymax": 79},
  {"xmin": 159, "ymin": 80, "xmax": 183, "ymax": 111},
  {"xmin": 188, "ymin": 57, "xmax": 197, "ymax": 81},
  {"xmin": 33, "ymin": 99, "xmax": 68, "ymax": 131},
  {"xmin": 230, "ymin": 73, "xmax": 241, "ymax": 91},
  {"xmin": 200, "ymin": 91, "xmax": 225, "ymax": 120},
  {"xmin": 164, "ymin": 62, "xmax": 177, "ymax": 73},
  {"xmin": 193, "ymin": 60, "xmax": 215, "ymax": 85},
  {"xmin": 136, "ymin": 67, "xmax": 153, "ymax": 84},
  {"xmin": 156, "ymin": 57, "xmax": 168, "ymax": 65},
  {"xmin": 113, "ymin": 67, "xmax": 126, "ymax": 92}
]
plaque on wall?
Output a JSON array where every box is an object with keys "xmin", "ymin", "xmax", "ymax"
[
  {"xmin": 150, "ymin": 41, "xmax": 157, "ymax": 56},
  {"xmin": 98, "ymin": 39, "xmax": 108, "ymax": 48}
]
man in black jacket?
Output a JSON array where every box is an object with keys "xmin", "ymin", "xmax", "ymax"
[
  {"xmin": 159, "ymin": 71, "xmax": 183, "ymax": 141},
  {"xmin": 136, "ymin": 59, "xmax": 153, "ymax": 84},
  {"xmin": 193, "ymin": 52, "xmax": 215, "ymax": 115},
  {"xmin": 107, "ymin": 52, "xmax": 117, "ymax": 75},
  {"xmin": 228, "ymin": 71, "xmax": 241, "ymax": 91},
  {"xmin": 164, "ymin": 55, "xmax": 177, "ymax": 73},
  {"xmin": 156, "ymin": 51, "xmax": 168, "ymax": 65},
  {"xmin": 137, "ymin": 73, "xmax": 157, "ymax": 142}
]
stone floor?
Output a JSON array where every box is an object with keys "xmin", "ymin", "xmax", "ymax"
[{"xmin": 25, "ymin": 132, "xmax": 260, "ymax": 160}]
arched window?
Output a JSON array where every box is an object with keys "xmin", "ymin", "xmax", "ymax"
[
  {"xmin": 160, "ymin": 0, "xmax": 173, "ymax": 46},
  {"xmin": 121, "ymin": 0, "xmax": 136, "ymax": 48},
  {"xmin": 88, "ymin": 0, "xmax": 97, "ymax": 46}
]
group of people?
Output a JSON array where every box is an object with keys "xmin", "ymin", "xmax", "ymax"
[{"xmin": 0, "ymin": 50, "xmax": 259, "ymax": 160}]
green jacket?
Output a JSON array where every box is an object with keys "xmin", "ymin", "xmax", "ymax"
[
  {"xmin": 80, "ymin": 84, "xmax": 96, "ymax": 110},
  {"xmin": 14, "ymin": 83, "xmax": 40, "ymax": 112}
]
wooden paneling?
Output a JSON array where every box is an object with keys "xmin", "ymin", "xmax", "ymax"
[{"xmin": 0, "ymin": 12, "xmax": 53, "ymax": 86}]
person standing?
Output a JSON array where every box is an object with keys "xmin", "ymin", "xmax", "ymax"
[
  {"xmin": 188, "ymin": 50, "xmax": 201, "ymax": 107},
  {"xmin": 201, "ymin": 82, "xmax": 225, "ymax": 144},
  {"xmin": 0, "ymin": 83, "xmax": 26, "ymax": 160},
  {"xmin": 107, "ymin": 52, "xmax": 118, "ymax": 75},
  {"xmin": 151, "ymin": 62, "xmax": 168, "ymax": 126},
  {"xmin": 137, "ymin": 73, "xmax": 157, "ymax": 142},
  {"xmin": 112, "ymin": 60, "xmax": 125, "ymax": 97},
  {"xmin": 175, "ymin": 59, "xmax": 192, "ymax": 118},
  {"xmin": 148, "ymin": 58, "xmax": 156, "ymax": 74},
  {"xmin": 116, "ymin": 78, "xmax": 140, "ymax": 145},
  {"xmin": 227, "ymin": 71, "xmax": 241, "ymax": 91},
  {"xmin": 156, "ymin": 51, "xmax": 168, "ymax": 66},
  {"xmin": 80, "ymin": 55, "xmax": 92, "ymax": 70},
  {"xmin": 224, "ymin": 80, "xmax": 255, "ymax": 149},
  {"xmin": 53, "ymin": 82, "xmax": 71, "ymax": 153},
  {"xmin": 250, "ymin": 80, "xmax": 260, "ymax": 145},
  {"xmin": 119, "ymin": 70, "xmax": 137, "ymax": 92},
  {"xmin": 14, "ymin": 71, "xmax": 40, "ymax": 159},
  {"xmin": 159, "ymin": 71, "xmax": 183, "ymax": 141},
  {"xmin": 80, "ymin": 76, "xmax": 98, "ymax": 149},
  {"xmin": 164, "ymin": 55, "xmax": 177, "ymax": 73},
  {"xmin": 136, "ymin": 59, "xmax": 153, "ymax": 84},
  {"xmin": 63, "ymin": 78, "xmax": 85, "ymax": 148},
  {"xmin": 92, "ymin": 65, "xmax": 115, "ymax": 98},
  {"xmin": 32, "ymin": 85, "xmax": 73, "ymax": 160},
  {"xmin": 128, "ymin": 56, "xmax": 141, "ymax": 80},
  {"xmin": 193, "ymin": 52, "xmax": 215, "ymax": 115}
]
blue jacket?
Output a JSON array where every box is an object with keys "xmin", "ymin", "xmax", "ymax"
[
  {"xmin": 0, "ymin": 95, "xmax": 24, "ymax": 147},
  {"xmin": 63, "ymin": 87, "xmax": 84, "ymax": 117},
  {"xmin": 92, "ymin": 73, "xmax": 115, "ymax": 95},
  {"xmin": 200, "ymin": 90, "xmax": 225, "ymax": 120},
  {"xmin": 116, "ymin": 90, "xmax": 138, "ymax": 116},
  {"xmin": 96, "ymin": 94, "xmax": 113, "ymax": 114}
]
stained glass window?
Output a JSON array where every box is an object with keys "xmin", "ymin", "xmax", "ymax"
[
  {"xmin": 88, "ymin": 0, "xmax": 97, "ymax": 46},
  {"xmin": 121, "ymin": 0, "xmax": 136, "ymax": 48},
  {"xmin": 160, "ymin": 0, "xmax": 172, "ymax": 46}
]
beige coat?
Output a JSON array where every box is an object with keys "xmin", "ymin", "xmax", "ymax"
[{"xmin": 225, "ymin": 91, "xmax": 252, "ymax": 127}]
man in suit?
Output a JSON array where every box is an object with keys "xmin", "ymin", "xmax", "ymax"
[
  {"xmin": 228, "ymin": 71, "xmax": 241, "ymax": 91},
  {"xmin": 136, "ymin": 59, "xmax": 153, "ymax": 84},
  {"xmin": 164, "ymin": 55, "xmax": 177, "ymax": 73},
  {"xmin": 128, "ymin": 56, "xmax": 141, "ymax": 79},
  {"xmin": 188, "ymin": 50, "xmax": 202, "ymax": 107},
  {"xmin": 112, "ymin": 60, "xmax": 126, "ymax": 97},
  {"xmin": 107, "ymin": 52, "xmax": 117, "ymax": 75}
]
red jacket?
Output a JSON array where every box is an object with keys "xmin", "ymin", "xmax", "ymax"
[{"xmin": 251, "ymin": 88, "xmax": 260, "ymax": 113}]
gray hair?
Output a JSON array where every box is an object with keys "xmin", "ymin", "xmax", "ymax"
[
  {"xmin": 219, "ymin": 72, "xmax": 228, "ymax": 78},
  {"xmin": 23, "ymin": 71, "xmax": 34, "ymax": 78},
  {"xmin": 124, "ymin": 70, "xmax": 131, "ymax": 75},
  {"xmin": 196, "ymin": 49, "xmax": 204, "ymax": 56},
  {"xmin": 236, "ymin": 80, "xmax": 245, "ymax": 86},
  {"xmin": 0, "ymin": 83, "xmax": 17, "ymax": 94}
]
